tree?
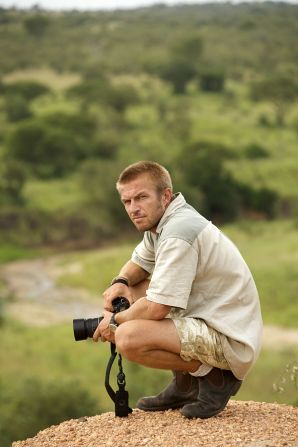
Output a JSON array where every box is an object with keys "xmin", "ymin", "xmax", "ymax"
[
  {"xmin": 3, "ymin": 81, "xmax": 49, "ymax": 101},
  {"xmin": 250, "ymin": 74, "xmax": 298, "ymax": 126},
  {"xmin": 7, "ymin": 119, "xmax": 86, "ymax": 178},
  {"xmin": 160, "ymin": 36, "xmax": 203, "ymax": 94},
  {"xmin": 176, "ymin": 140, "xmax": 278, "ymax": 221},
  {"xmin": 199, "ymin": 69, "xmax": 225, "ymax": 93},
  {"xmin": 0, "ymin": 160, "xmax": 27, "ymax": 205},
  {"xmin": 4, "ymin": 94, "xmax": 32, "ymax": 122},
  {"xmin": 23, "ymin": 14, "xmax": 49, "ymax": 37},
  {"xmin": 67, "ymin": 78, "xmax": 140, "ymax": 113},
  {"xmin": 78, "ymin": 159, "xmax": 127, "ymax": 227},
  {"xmin": 177, "ymin": 141, "xmax": 242, "ymax": 221}
]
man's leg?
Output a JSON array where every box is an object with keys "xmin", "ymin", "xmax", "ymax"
[
  {"xmin": 115, "ymin": 318, "xmax": 201, "ymax": 372},
  {"xmin": 115, "ymin": 318, "xmax": 201, "ymax": 411}
]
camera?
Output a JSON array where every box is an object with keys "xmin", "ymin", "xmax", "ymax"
[{"xmin": 73, "ymin": 297, "xmax": 130, "ymax": 341}]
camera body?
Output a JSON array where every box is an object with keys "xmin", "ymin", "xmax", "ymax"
[{"xmin": 73, "ymin": 297, "xmax": 130, "ymax": 341}]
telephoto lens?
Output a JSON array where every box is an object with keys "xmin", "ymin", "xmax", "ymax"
[
  {"xmin": 73, "ymin": 316, "xmax": 103, "ymax": 341},
  {"xmin": 73, "ymin": 296, "xmax": 130, "ymax": 341}
]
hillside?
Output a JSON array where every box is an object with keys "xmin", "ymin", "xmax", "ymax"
[
  {"xmin": 1, "ymin": 2, "xmax": 298, "ymax": 249},
  {"xmin": 11, "ymin": 401, "xmax": 298, "ymax": 447}
]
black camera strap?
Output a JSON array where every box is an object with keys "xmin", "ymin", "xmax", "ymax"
[{"xmin": 104, "ymin": 343, "xmax": 132, "ymax": 417}]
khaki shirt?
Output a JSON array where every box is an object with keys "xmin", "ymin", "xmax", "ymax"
[{"xmin": 131, "ymin": 193, "xmax": 263, "ymax": 379}]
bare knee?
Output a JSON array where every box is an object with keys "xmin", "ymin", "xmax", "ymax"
[{"xmin": 115, "ymin": 321, "xmax": 142, "ymax": 360}]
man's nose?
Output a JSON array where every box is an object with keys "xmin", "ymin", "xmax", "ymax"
[{"xmin": 129, "ymin": 200, "xmax": 140, "ymax": 214}]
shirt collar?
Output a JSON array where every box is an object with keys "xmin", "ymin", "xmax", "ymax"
[{"xmin": 156, "ymin": 192, "xmax": 186, "ymax": 234}]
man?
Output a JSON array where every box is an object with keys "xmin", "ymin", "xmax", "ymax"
[{"xmin": 93, "ymin": 161, "xmax": 263, "ymax": 419}]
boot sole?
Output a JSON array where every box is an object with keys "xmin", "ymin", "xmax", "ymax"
[{"xmin": 137, "ymin": 399, "xmax": 198, "ymax": 412}]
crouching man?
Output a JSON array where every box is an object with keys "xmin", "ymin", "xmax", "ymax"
[{"xmin": 93, "ymin": 161, "xmax": 263, "ymax": 419}]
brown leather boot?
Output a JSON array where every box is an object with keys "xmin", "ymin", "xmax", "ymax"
[
  {"xmin": 136, "ymin": 371, "xmax": 200, "ymax": 411},
  {"xmin": 181, "ymin": 368, "xmax": 242, "ymax": 419}
]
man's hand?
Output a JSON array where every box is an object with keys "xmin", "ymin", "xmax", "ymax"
[
  {"xmin": 103, "ymin": 283, "xmax": 133, "ymax": 311},
  {"xmin": 93, "ymin": 310, "xmax": 115, "ymax": 343}
]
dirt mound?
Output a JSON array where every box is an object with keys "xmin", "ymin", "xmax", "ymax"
[{"xmin": 12, "ymin": 401, "xmax": 298, "ymax": 447}]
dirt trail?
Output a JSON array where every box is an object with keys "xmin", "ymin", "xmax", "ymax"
[
  {"xmin": 0, "ymin": 256, "xmax": 101, "ymax": 326},
  {"xmin": 1, "ymin": 256, "xmax": 298, "ymax": 349}
]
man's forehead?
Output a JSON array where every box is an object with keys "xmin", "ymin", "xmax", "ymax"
[{"xmin": 119, "ymin": 174, "xmax": 156, "ymax": 197}]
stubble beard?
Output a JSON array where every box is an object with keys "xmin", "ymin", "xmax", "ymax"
[{"xmin": 133, "ymin": 203, "xmax": 164, "ymax": 233}]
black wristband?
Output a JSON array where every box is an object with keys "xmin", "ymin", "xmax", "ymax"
[{"xmin": 111, "ymin": 277, "xmax": 129, "ymax": 287}]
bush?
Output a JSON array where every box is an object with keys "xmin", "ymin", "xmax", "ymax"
[
  {"xmin": 0, "ymin": 159, "xmax": 27, "ymax": 205},
  {"xmin": 244, "ymin": 143, "xmax": 269, "ymax": 159},
  {"xmin": 4, "ymin": 94, "xmax": 32, "ymax": 122},
  {"xmin": 3, "ymin": 81, "xmax": 49, "ymax": 101},
  {"xmin": 7, "ymin": 118, "xmax": 88, "ymax": 178},
  {"xmin": 177, "ymin": 140, "xmax": 278, "ymax": 221},
  {"xmin": 23, "ymin": 14, "xmax": 50, "ymax": 37},
  {"xmin": 0, "ymin": 377, "xmax": 99, "ymax": 447},
  {"xmin": 68, "ymin": 78, "xmax": 140, "ymax": 113},
  {"xmin": 177, "ymin": 141, "xmax": 242, "ymax": 221},
  {"xmin": 159, "ymin": 36, "xmax": 203, "ymax": 94},
  {"xmin": 199, "ymin": 70, "xmax": 225, "ymax": 93},
  {"xmin": 78, "ymin": 159, "xmax": 127, "ymax": 227}
]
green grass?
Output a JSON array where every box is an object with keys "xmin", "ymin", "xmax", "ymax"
[
  {"xmin": 0, "ymin": 244, "xmax": 41, "ymax": 264},
  {"xmin": 56, "ymin": 242, "xmax": 136, "ymax": 294},
  {"xmin": 24, "ymin": 176, "xmax": 85, "ymax": 212}
]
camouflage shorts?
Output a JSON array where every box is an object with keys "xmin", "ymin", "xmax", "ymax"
[{"xmin": 171, "ymin": 316, "xmax": 230, "ymax": 370}]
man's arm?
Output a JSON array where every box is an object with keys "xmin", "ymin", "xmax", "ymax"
[
  {"xmin": 103, "ymin": 260, "xmax": 150, "ymax": 310},
  {"xmin": 93, "ymin": 297, "xmax": 171, "ymax": 343},
  {"xmin": 116, "ymin": 297, "xmax": 170, "ymax": 323},
  {"xmin": 117, "ymin": 260, "xmax": 150, "ymax": 286}
]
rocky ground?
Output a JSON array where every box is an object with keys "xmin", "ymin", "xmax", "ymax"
[{"xmin": 12, "ymin": 401, "xmax": 298, "ymax": 447}]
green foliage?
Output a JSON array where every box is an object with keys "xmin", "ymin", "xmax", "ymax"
[
  {"xmin": 159, "ymin": 35, "xmax": 203, "ymax": 94},
  {"xmin": 199, "ymin": 69, "xmax": 225, "ymax": 93},
  {"xmin": 6, "ymin": 114, "xmax": 95, "ymax": 178},
  {"xmin": 0, "ymin": 159, "xmax": 27, "ymax": 205},
  {"xmin": 244, "ymin": 143, "xmax": 269, "ymax": 159},
  {"xmin": 2, "ymin": 80, "xmax": 50, "ymax": 101},
  {"xmin": 250, "ymin": 74, "xmax": 298, "ymax": 126},
  {"xmin": 4, "ymin": 94, "xmax": 32, "ymax": 122},
  {"xmin": 67, "ymin": 77, "xmax": 140, "ymax": 112},
  {"xmin": 0, "ymin": 377, "xmax": 98, "ymax": 447},
  {"xmin": 0, "ymin": 3, "xmax": 297, "ymax": 246},
  {"xmin": 177, "ymin": 140, "xmax": 278, "ymax": 221},
  {"xmin": 23, "ymin": 14, "xmax": 50, "ymax": 37},
  {"xmin": 78, "ymin": 159, "xmax": 127, "ymax": 228},
  {"xmin": 177, "ymin": 141, "xmax": 244, "ymax": 221},
  {"xmin": 0, "ymin": 244, "xmax": 40, "ymax": 263}
]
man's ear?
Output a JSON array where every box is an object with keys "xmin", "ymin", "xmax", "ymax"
[{"xmin": 163, "ymin": 188, "xmax": 173, "ymax": 208}]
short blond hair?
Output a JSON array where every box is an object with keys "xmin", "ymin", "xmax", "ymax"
[{"xmin": 116, "ymin": 161, "xmax": 173, "ymax": 192}]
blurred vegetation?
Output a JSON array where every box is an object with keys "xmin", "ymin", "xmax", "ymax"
[
  {"xmin": 0, "ymin": 2, "xmax": 297, "ymax": 248},
  {"xmin": 0, "ymin": 3, "xmax": 298, "ymax": 446}
]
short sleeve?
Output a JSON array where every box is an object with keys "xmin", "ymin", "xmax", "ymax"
[
  {"xmin": 146, "ymin": 238, "xmax": 198, "ymax": 309},
  {"xmin": 131, "ymin": 232, "xmax": 155, "ymax": 274}
]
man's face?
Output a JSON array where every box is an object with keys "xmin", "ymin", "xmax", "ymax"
[{"xmin": 118, "ymin": 174, "xmax": 172, "ymax": 233}]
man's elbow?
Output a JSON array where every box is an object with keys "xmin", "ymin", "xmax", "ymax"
[{"xmin": 147, "ymin": 301, "xmax": 171, "ymax": 320}]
